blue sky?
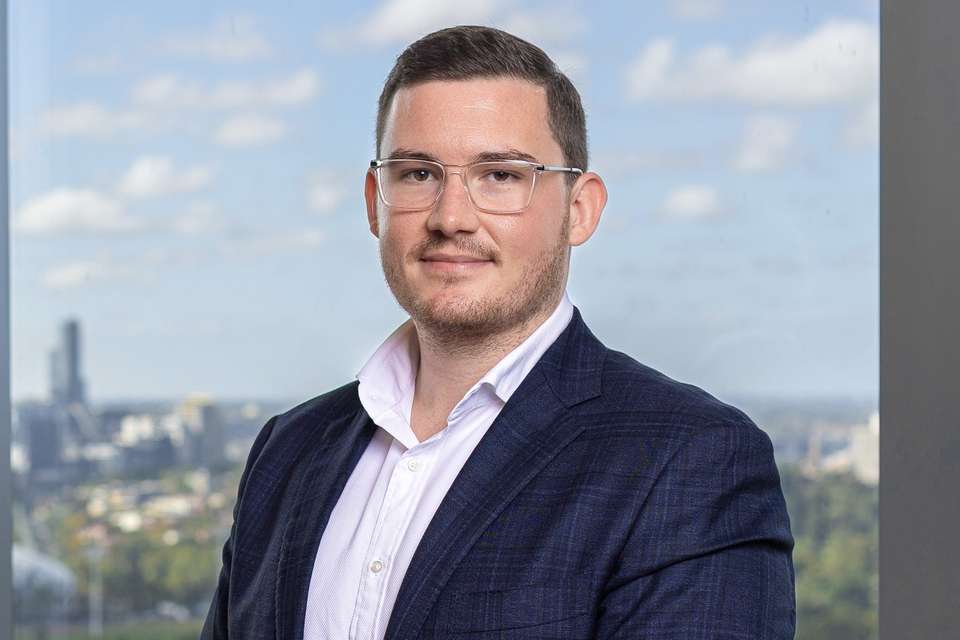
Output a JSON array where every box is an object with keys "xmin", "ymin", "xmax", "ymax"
[{"xmin": 10, "ymin": 0, "xmax": 879, "ymax": 404}]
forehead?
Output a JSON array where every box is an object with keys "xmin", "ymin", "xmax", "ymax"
[{"xmin": 381, "ymin": 77, "xmax": 562, "ymax": 162}]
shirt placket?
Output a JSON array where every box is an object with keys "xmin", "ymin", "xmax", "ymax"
[{"xmin": 348, "ymin": 436, "xmax": 440, "ymax": 640}]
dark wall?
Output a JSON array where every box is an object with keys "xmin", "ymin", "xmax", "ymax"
[{"xmin": 880, "ymin": 0, "xmax": 960, "ymax": 635}]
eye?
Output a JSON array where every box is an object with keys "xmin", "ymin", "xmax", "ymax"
[
  {"xmin": 398, "ymin": 167, "xmax": 439, "ymax": 182},
  {"xmin": 406, "ymin": 169, "xmax": 431, "ymax": 181},
  {"xmin": 484, "ymin": 170, "xmax": 521, "ymax": 182}
]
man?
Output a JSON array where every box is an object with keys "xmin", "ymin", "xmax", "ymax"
[{"xmin": 202, "ymin": 25, "xmax": 795, "ymax": 640}]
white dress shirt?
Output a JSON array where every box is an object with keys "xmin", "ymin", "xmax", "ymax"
[{"xmin": 302, "ymin": 291, "xmax": 574, "ymax": 640}]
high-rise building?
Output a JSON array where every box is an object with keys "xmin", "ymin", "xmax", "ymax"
[
  {"xmin": 18, "ymin": 403, "xmax": 62, "ymax": 483},
  {"xmin": 49, "ymin": 318, "xmax": 86, "ymax": 406},
  {"xmin": 178, "ymin": 393, "xmax": 227, "ymax": 469}
]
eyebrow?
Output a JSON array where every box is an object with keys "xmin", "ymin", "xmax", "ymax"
[{"xmin": 385, "ymin": 148, "xmax": 540, "ymax": 164}]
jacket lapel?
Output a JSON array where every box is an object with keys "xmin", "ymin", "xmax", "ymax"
[
  {"xmin": 384, "ymin": 307, "xmax": 606, "ymax": 640},
  {"xmin": 275, "ymin": 402, "xmax": 377, "ymax": 640}
]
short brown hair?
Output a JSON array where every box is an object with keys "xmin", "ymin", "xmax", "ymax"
[{"xmin": 375, "ymin": 25, "xmax": 588, "ymax": 173}]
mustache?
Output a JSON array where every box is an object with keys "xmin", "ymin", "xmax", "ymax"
[{"xmin": 412, "ymin": 236, "xmax": 498, "ymax": 262}]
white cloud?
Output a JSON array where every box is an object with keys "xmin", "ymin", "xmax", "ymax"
[
  {"xmin": 497, "ymin": 7, "xmax": 586, "ymax": 45},
  {"xmin": 219, "ymin": 228, "xmax": 325, "ymax": 256},
  {"xmin": 547, "ymin": 49, "xmax": 589, "ymax": 81},
  {"xmin": 317, "ymin": 2, "xmax": 588, "ymax": 82},
  {"xmin": 733, "ymin": 114, "xmax": 797, "ymax": 172},
  {"xmin": 320, "ymin": 0, "xmax": 584, "ymax": 51},
  {"xmin": 844, "ymin": 99, "xmax": 879, "ymax": 148},
  {"xmin": 670, "ymin": 0, "xmax": 725, "ymax": 20},
  {"xmin": 132, "ymin": 68, "xmax": 320, "ymax": 110},
  {"xmin": 261, "ymin": 70, "xmax": 320, "ymax": 105},
  {"xmin": 160, "ymin": 14, "xmax": 271, "ymax": 62},
  {"xmin": 658, "ymin": 185, "xmax": 722, "ymax": 218},
  {"xmin": 14, "ymin": 188, "xmax": 141, "ymax": 234},
  {"xmin": 40, "ymin": 248, "xmax": 198, "ymax": 290},
  {"xmin": 214, "ymin": 114, "xmax": 287, "ymax": 147},
  {"xmin": 72, "ymin": 54, "xmax": 125, "ymax": 75},
  {"xmin": 171, "ymin": 202, "xmax": 224, "ymax": 235},
  {"xmin": 40, "ymin": 103, "xmax": 150, "ymax": 138},
  {"xmin": 308, "ymin": 172, "xmax": 347, "ymax": 214},
  {"xmin": 42, "ymin": 258, "xmax": 134, "ymax": 289},
  {"xmin": 43, "ymin": 70, "xmax": 318, "ymax": 140},
  {"xmin": 321, "ymin": 0, "xmax": 498, "ymax": 47},
  {"xmin": 626, "ymin": 20, "xmax": 878, "ymax": 107},
  {"xmin": 40, "ymin": 224, "xmax": 326, "ymax": 289},
  {"xmin": 43, "ymin": 260, "xmax": 109, "ymax": 289},
  {"xmin": 591, "ymin": 149, "xmax": 706, "ymax": 177},
  {"xmin": 118, "ymin": 156, "xmax": 212, "ymax": 199}
]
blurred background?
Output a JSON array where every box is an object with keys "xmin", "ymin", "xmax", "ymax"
[{"xmin": 9, "ymin": 1, "xmax": 878, "ymax": 638}]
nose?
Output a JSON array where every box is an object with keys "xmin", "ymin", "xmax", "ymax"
[{"xmin": 426, "ymin": 169, "xmax": 481, "ymax": 236}]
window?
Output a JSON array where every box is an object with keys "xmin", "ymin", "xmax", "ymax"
[{"xmin": 5, "ymin": 2, "xmax": 891, "ymax": 638}]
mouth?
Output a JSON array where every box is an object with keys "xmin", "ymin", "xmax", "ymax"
[{"xmin": 419, "ymin": 252, "xmax": 494, "ymax": 273}]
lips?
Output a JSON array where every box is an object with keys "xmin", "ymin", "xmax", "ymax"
[
  {"xmin": 418, "ymin": 251, "xmax": 494, "ymax": 275},
  {"xmin": 420, "ymin": 252, "xmax": 491, "ymax": 263}
]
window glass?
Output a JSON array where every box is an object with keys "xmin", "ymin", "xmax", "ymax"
[{"xmin": 10, "ymin": 2, "xmax": 878, "ymax": 638}]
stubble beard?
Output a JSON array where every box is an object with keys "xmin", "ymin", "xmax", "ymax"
[{"xmin": 379, "ymin": 217, "xmax": 570, "ymax": 349}]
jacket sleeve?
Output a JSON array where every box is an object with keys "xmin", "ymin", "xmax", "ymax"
[
  {"xmin": 200, "ymin": 415, "xmax": 279, "ymax": 640},
  {"xmin": 594, "ymin": 417, "xmax": 796, "ymax": 639}
]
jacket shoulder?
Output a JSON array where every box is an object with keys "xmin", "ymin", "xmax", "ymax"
[
  {"xmin": 601, "ymin": 349, "xmax": 753, "ymax": 423},
  {"xmin": 249, "ymin": 381, "xmax": 363, "ymax": 466},
  {"xmin": 585, "ymin": 348, "xmax": 766, "ymax": 456},
  {"xmin": 274, "ymin": 380, "xmax": 362, "ymax": 430}
]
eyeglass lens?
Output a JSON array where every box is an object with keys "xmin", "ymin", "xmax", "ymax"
[{"xmin": 379, "ymin": 160, "xmax": 535, "ymax": 212}]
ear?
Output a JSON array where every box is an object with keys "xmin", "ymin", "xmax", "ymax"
[
  {"xmin": 364, "ymin": 169, "xmax": 380, "ymax": 238},
  {"xmin": 567, "ymin": 172, "xmax": 607, "ymax": 247}
]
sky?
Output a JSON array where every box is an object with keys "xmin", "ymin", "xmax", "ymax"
[{"xmin": 9, "ymin": 0, "xmax": 879, "ymax": 405}]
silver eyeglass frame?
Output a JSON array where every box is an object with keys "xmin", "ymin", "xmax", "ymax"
[{"xmin": 369, "ymin": 158, "xmax": 583, "ymax": 214}]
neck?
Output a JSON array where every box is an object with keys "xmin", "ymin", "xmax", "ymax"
[{"xmin": 411, "ymin": 293, "xmax": 562, "ymax": 419}]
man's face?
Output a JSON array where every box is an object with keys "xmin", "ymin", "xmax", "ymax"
[{"xmin": 367, "ymin": 77, "xmax": 575, "ymax": 339}]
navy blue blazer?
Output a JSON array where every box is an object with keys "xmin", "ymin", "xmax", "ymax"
[{"xmin": 201, "ymin": 307, "xmax": 796, "ymax": 639}]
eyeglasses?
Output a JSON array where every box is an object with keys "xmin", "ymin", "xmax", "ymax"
[{"xmin": 369, "ymin": 158, "xmax": 583, "ymax": 214}]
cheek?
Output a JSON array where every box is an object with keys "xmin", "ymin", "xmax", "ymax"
[
  {"xmin": 380, "ymin": 219, "xmax": 418, "ymax": 261},
  {"xmin": 499, "ymin": 213, "xmax": 563, "ymax": 257}
]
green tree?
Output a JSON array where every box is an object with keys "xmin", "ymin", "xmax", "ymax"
[{"xmin": 780, "ymin": 464, "xmax": 878, "ymax": 640}]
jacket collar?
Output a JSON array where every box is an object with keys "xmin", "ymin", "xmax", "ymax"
[
  {"xmin": 275, "ymin": 306, "xmax": 606, "ymax": 640},
  {"xmin": 537, "ymin": 305, "xmax": 605, "ymax": 408},
  {"xmin": 384, "ymin": 305, "xmax": 605, "ymax": 639}
]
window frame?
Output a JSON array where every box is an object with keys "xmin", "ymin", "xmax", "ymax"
[
  {"xmin": 1, "ymin": 0, "xmax": 12, "ymax": 634},
  {"xmin": 879, "ymin": 0, "xmax": 960, "ymax": 635},
  {"xmin": 2, "ymin": 0, "xmax": 959, "ymax": 634}
]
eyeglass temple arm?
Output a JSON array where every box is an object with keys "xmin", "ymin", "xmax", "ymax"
[{"xmin": 537, "ymin": 165, "xmax": 583, "ymax": 175}]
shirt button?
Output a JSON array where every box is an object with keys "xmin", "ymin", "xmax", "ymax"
[
  {"xmin": 406, "ymin": 459, "xmax": 421, "ymax": 472},
  {"xmin": 369, "ymin": 560, "xmax": 384, "ymax": 573}
]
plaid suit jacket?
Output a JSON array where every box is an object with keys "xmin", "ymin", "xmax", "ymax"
[{"xmin": 202, "ymin": 307, "xmax": 796, "ymax": 639}]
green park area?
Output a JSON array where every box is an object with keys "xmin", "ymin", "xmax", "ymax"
[{"xmin": 16, "ymin": 461, "xmax": 877, "ymax": 640}]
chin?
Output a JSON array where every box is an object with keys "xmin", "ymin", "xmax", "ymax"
[
  {"xmin": 414, "ymin": 290, "xmax": 501, "ymax": 329},
  {"xmin": 392, "ymin": 283, "xmax": 506, "ymax": 335}
]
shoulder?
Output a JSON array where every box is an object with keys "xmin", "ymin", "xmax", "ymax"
[
  {"xmin": 600, "ymin": 348, "xmax": 754, "ymax": 425},
  {"xmin": 246, "ymin": 380, "xmax": 362, "ymax": 466},
  {"xmin": 579, "ymin": 346, "xmax": 772, "ymax": 462},
  {"xmin": 581, "ymin": 348, "xmax": 786, "ymax": 532},
  {"xmin": 274, "ymin": 380, "xmax": 362, "ymax": 431}
]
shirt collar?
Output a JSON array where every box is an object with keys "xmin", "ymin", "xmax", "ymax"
[
  {"xmin": 474, "ymin": 291, "xmax": 574, "ymax": 405},
  {"xmin": 356, "ymin": 291, "xmax": 574, "ymax": 442},
  {"xmin": 355, "ymin": 317, "xmax": 419, "ymax": 434}
]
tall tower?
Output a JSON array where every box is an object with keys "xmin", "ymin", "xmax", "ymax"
[
  {"xmin": 50, "ymin": 318, "xmax": 86, "ymax": 405},
  {"xmin": 179, "ymin": 393, "xmax": 227, "ymax": 469}
]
